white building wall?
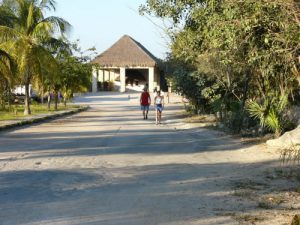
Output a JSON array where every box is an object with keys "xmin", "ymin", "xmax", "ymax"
[
  {"xmin": 148, "ymin": 67, "xmax": 154, "ymax": 92},
  {"xmin": 93, "ymin": 66, "xmax": 160, "ymax": 93},
  {"xmin": 120, "ymin": 67, "xmax": 126, "ymax": 92},
  {"xmin": 92, "ymin": 68, "xmax": 98, "ymax": 93}
]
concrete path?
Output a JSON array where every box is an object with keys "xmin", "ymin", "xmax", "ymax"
[{"xmin": 0, "ymin": 92, "xmax": 278, "ymax": 225}]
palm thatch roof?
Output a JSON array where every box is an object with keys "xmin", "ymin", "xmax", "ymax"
[{"xmin": 92, "ymin": 35, "xmax": 158, "ymax": 67}]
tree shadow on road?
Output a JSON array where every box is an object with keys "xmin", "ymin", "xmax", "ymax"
[
  {"xmin": 0, "ymin": 126, "xmax": 250, "ymax": 158},
  {"xmin": 0, "ymin": 160, "xmax": 283, "ymax": 225}
]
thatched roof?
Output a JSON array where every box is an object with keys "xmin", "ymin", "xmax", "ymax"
[{"xmin": 92, "ymin": 35, "xmax": 158, "ymax": 67}]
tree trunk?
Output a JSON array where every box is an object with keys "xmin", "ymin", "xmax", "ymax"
[
  {"xmin": 41, "ymin": 87, "xmax": 44, "ymax": 104},
  {"xmin": 235, "ymin": 70, "xmax": 251, "ymax": 132},
  {"xmin": 0, "ymin": 93, "xmax": 4, "ymax": 110},
  {"xmin": 63, "ymin": 91, "xmax": 67, "ymax": 107},
  {"xmin": 0, "ymin": 78, "xmax": 5, "ymax": 110},
  {"xmin": 242, "ymin": 71, "xmax": 251, "ymax": 110},
  {"xmin": 7, "ymin": 85, "xmax": 11, "ymax": 109},
  {"xmin": 64, "ymin": 98, "xmax": 67, "ymax": 107},
  {"xmin": 47, "ymin": 87, "xmax": 51, "ymax": 110},
  {"xmin": 24, "ymin": 82, "xmax": 31, "ymax": 115},
  {"xmin": 47, "ymin": 94, "xmax": 51, "ymax": 110},
  {"xmin": 0, "ymin": 83, "xmax": 4, "ymax": 110},
  {"xmin": 54, "ymin": 89, "xmax": 58, "ymax": 111}
]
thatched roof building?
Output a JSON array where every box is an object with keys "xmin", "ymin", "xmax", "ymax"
[
  {"xmin": 92, "ymin": 35, "xmax": 158, "ymax": 67},
  {"xmin": 92, "ymin": 35, "xmax": 161, "ymax": 92}
]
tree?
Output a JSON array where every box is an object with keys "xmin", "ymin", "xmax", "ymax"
[
  {"xmin": 140, "ymin": 0, "xmax": 300, "ymax": 134},
  {"xmin": 0, "ymin": 0, "xmax": 69, "ymax": 115},
  {"xmin": 40, "ymin": 40, "xmax": 93, "ymax": 110},
  {"xmin": 0, "ymin": 49, "xmax": 16, "ymax": 109},
  {"xmin": 0, "ymin": 3, "xmax": 17, "ymax": 109},
  {"xmin": 57, "ymin": 42, "xmax": 93, "ymax": 107}
]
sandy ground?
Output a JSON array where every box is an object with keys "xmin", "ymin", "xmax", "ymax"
[{"xmin": 0, "ymin": 92, "xmax": 299, "ymax": 225}]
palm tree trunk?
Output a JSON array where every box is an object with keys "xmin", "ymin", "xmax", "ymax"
[
  {"xmin": 7, "ymin": 84, "xmax": 11, "ymax": 109},
  {"xmin": 24, "ymin": 82, "xmax": 31, "ymax": 115},
  {"xmin": 0, "ymin": 77, "xmax": 6, "ymax": 110},
  {"xmin": 0, "ymin": 92, "xmax": 4, "ymax": 110}
]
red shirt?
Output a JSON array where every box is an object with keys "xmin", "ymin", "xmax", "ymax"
[{"xmin": 140, "ymin": 92, "xmax": 150, "ymax": 106}]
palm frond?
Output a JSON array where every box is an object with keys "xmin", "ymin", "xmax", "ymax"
[
  {"xmin": 31, "ymin": 44, "xmax": 59, "ymax": 78},
  {"xmin": 265, "ymin": 108, "xmax": 281, "ymax": 134},
  {"xmin": 0, "ymin": 49, "xmax": 17, "ymax": 83},
  {"xmin": 32, "ymin": 20, "xmax": 54, "ymax": 40},
  {"xmin": 0, "ymin": 38, "xmax": 27, "ymax": 61},
  {"xmin": 277, "ymin": 93, "xmax": 288, "ymax": 113},
  {"xmin": 41, "ymin": 16, "xmax": 71, "ymax": 35},
  {"xmin": 26, "ymin": 2, "xmax": 35, "ymax": 34},
  {"xmin": 247, "ymin": 100, "xmax": 266, "ymax": 127},
  {"xmin": 0, "ymin": 25, "xmax": 23, "ymax": 41},
  {"xmin": 39, "ymin": 0, "xmax": 56, "ymax": 12},
  {"xmin": 0, "ymin": 5, "xmax": 17, "ymax": 27}
]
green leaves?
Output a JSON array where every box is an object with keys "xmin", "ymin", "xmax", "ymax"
[
  {"xmin": 0, "ymin": 0, "xmax": 71, "ymax": 114},
  {"xmin": 247, "ymin": 94, "xmax": 289, "ymax": 136},
  {"xmin": 141, "ymin": 0, "xmax": 299, "ymax": 134}
]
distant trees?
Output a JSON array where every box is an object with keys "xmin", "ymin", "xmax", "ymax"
[
  {"xmin": 46, "ymin": 40, "xmax": 93, "ymax": 109},
  {"xmin": 0, "ymin": 0, "xmax": 93, "ymax": 115},
  {"xmin": 57, "ymin": 43, "xmax": 93, "ymax": 107},
  {"xmin": 140, "ymin": 0, "xmax": 300, "ymax": 136}
]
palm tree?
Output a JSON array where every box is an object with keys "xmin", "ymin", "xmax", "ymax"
[
  {"xmin": 0, "ymin": 0, "xmax": 70, "ymax": 115},
  {"xmin": 0, "ymin": 4, "xmax": 18, "ymax": 109},
  {"xmin": 0, "ymin": 49, "xmax": 16, "ymax": 109}
]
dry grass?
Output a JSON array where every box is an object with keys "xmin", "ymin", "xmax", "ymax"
[
  {"xmin": 280, "ymin": 144, "xmax": 300, "ymax": 166},
  {"xmin": 233, "ymin": 213, "xmax": 265, "ymax": 224}
]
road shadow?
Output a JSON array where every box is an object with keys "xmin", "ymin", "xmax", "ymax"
[
  {"xmin": 0, "ymin": 124, "xmax": 250, "ymax": 158},
  {"xmin": 0, "ymin": 160, "xmax": 280, "ymax": 225}
]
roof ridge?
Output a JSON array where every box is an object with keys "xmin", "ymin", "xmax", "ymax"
[
  {"xmin": 92, "ymin": 35, "xmax": 159, "ymax": 67},
  {"xmin": 125, "ymin": 35, "xmax": 157, "ymax": 63},
  {"xmin": 96, "ymin": 35, "xmax": 126, "ymax": 58}
]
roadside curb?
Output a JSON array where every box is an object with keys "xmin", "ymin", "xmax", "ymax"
[{"xmin": 0, "ymin": 106, "xmax": 89, "ymax": 131}]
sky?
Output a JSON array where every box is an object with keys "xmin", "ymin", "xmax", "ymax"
[{"xmin": 50, "ymin": 0, "xmax": 170, "ymax": 59}]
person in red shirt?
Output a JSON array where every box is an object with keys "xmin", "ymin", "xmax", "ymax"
[{"xmin": 140, "ymin": 87, "xmax": 151, "ymax": 120}]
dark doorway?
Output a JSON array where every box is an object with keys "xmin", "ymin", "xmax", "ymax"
[{"xmin": 125, "ymin": 69, "xmax": 148, "ymax": 86}]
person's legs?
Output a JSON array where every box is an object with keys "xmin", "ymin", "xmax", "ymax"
[
  {"xmin": 141, "ymin": 106, "xmax": 146, "ymax": 119},
  {"xmin": 155, "ymin": 109, "xmax": 159, "ymax": 124},
  {"xmin": 145, "ymin": 105, "xmax": 149, "ymax": 119},
  {"xmin": 158, "ymin": 111, "xmax": 162, "ymax": 124}
]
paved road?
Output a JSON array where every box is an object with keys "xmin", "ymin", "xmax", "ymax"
[{"xmin": 0, "ymin": 93, "xmax": 277, "ymax": 225}]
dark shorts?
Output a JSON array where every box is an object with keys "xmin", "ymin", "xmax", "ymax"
[
  {"xmin": 141, "ymin": 105, "xmax": 149, "ymax": 111},
  {"xmin": 155, "ymin": 104, "xmax": 163, "ymax": 112}
]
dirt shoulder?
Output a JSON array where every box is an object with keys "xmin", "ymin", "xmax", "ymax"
[{"xmin": 173, "ymin": 113, "xmax": 300, "ymax": 225}]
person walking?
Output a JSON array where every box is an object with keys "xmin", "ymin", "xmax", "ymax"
[
  {"xmin": 154, "ymin": 91, "xmax": 164, "ymax": 125},
  {"xmin": 140, "ymin": 87, "xmax": 151, "ymax": 120}
]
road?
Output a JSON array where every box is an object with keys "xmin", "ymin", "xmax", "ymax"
[{"xmin": 0, "ymin": 92, "xmax": 278, "ymax": 225}]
